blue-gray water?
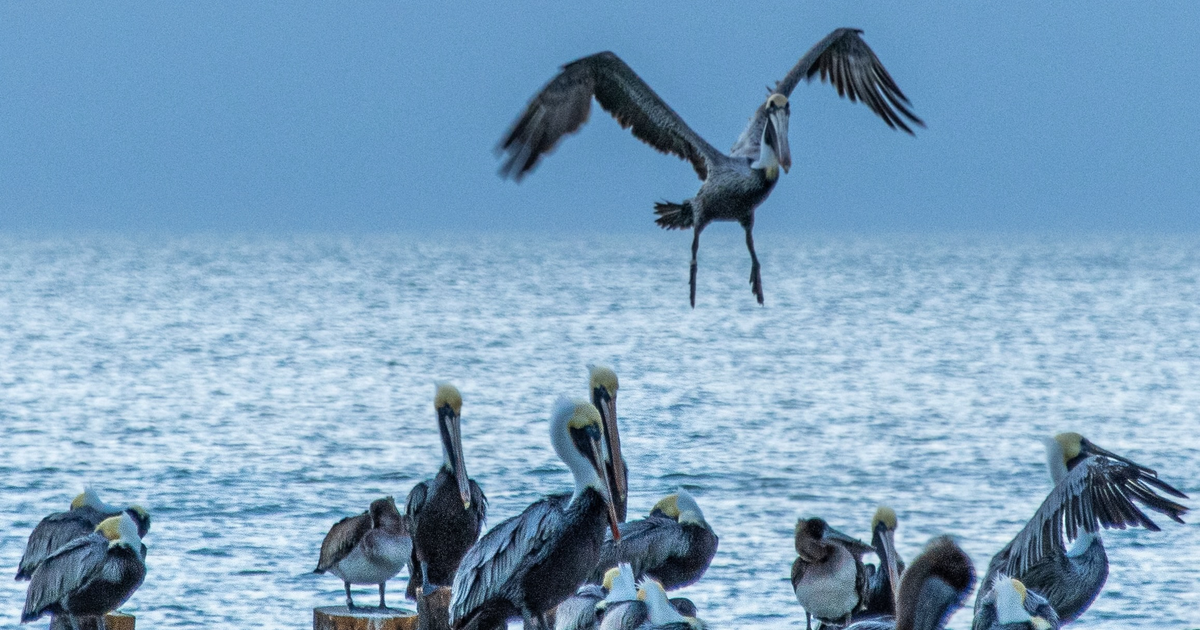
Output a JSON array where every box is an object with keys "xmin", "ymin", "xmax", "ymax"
[{"xmin": 1, "ymin": 233, "xmax": 1197, "ymax": 630}]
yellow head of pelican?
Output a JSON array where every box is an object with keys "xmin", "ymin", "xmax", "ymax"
[
  {"xmin": 435, "ymin": 383, "xmax": 472, "ymax": 509},
  {"xmin": 554, "ymin": 398, "xmax": 622, "ymax": 541},
  {"xmin": 435, "ymin": 383, "xmax": 463, "ymax": 416},
  {"xmin": 872, "ymin": 506, "xmax": 898, "ymax": 531},
  {"xmin": 96, "ymin": 513, "xmax": 142, "ymax": 550},
  {"xmin": 1053, "ymin": 432, "xmax": 1084, "ymax": 462},
  {"xmin": 994, "ymin": 576, "xmax": 1052, "ymax": 630},
  {"xmin": 588, "ymin": 364, "xmax": 626, "ymax": 515}
]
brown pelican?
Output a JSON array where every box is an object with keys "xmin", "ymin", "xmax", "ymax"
[
  {"xmin": 499, "ymin": 30, "xmax": 922, "ymax": 306},
  {"xmin": 791, "ymin": 516, "xmax": 874, "ymax": 630},
  {"xmin": 17, "ymin": 489, "xmax": 151, "ymax": 581},
  {"xmin": 973, "ymin": 432, "xmax": 1188, "ymax": 625},
  {"xmin": 857, "ymin": 506, "xmax": 905, "ymax": 620},
  {"xmin": 314, "ymin": 496, "xmax": 412, "ymax": 609},
  {"xmin": 972, "ymin": 577, "xmax": 1057, "ymax": 630},
  {"xmin": 22, "ymin": 513, "xmax": 147, "ymax": 630},
  {"xmin": 590, "ymin": 489, "xmax": 718, "ymax": 590},
  {"xmin": 844, "ymin": 535, "xmax": 975, "ymax": 630},
  {"xmin": 406, "ymin": 384, "xmax": 487, "ymax": 598},
  {"xmin": 589, "ymin": 366, "xmax": 627, "ymax": 522},
  {"xmin": 449, "ymin": 398, "xmax": 621, "ymax": 630},
  {"xmin": 555, "ymin": 565, "xmax": 627, "ymax": 630},
  {"xmin": 635, "ymin": 579, "xmax": 706, "ymax": 630}
]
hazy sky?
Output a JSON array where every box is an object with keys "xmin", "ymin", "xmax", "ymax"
[{"xmin": 2, "ymin": 2, "xmax": 1198, "ymax": 233}]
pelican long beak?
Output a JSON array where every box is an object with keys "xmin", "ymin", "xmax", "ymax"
[
  {"xmin": 879, "ymin": 527, "xmax": 901, "ymax": 607},
  {"xmin": 589, "ymin": 432, "xmax": 622, "ymax": 541},
  {"xmin": 595, "ymin": 389, "xmax": 627, "ymax": 522},
  {"xmin": 441, "ymin": 407, "xmax": 472, "ymax": 509},
  {"xmin": 768, "ymin": 107, "xmax": 791, "ymax": 173}
]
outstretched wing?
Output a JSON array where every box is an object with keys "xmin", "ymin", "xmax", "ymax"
[
  {"xmin": 450, "ymin": 495, "xmax": 569, "ymax": 626},
  {"xmin": 1001, "ymin": 454, "xmax": 1188, "ymax": 577},
  {"xmin": 314, "ymin": 512, "xmax": 370, "ymax": 573},
  {"xmin": 731, "ymin": 28, "xmax": 924, "ymax": 159},
  {"xmin": 499, "ymin": 51, "xmax": 722, "ymax": 182}
]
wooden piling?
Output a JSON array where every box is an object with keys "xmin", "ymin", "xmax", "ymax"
[
  {"xmin": 48, "ymin": 613, "xmax": 134, "ymax": 630},
  {"xmin": 313, "ymin": 606, "xmax": 418, "ymax": 630},
  {"xmin": 416, "ymin": 586, "xmax": 451, "ymax": 630}
]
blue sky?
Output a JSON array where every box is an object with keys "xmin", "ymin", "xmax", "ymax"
[{"xmin": 2, "ymin": 2, "xmax": 1198, "ymax": 233}]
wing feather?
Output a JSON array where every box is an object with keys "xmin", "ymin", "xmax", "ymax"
[
  {"xmin": 22, "ymin": 535, "xmax": 107, "ymax": 621},
  {"xmin": 499, "ymin": 52, "xmax": 720, "ymax": 181},
  {"xmin": 315, "ymin": 512, "xmax": 370, "ymax": 572},
  {"xmin": 593, "ymin": 516, "xmax": 686, "ymax": 581}
]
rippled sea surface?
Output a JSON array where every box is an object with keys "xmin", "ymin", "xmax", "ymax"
[{"xmin": 1, "ymin": 233, "xmax": 1197, "ymax": 630}]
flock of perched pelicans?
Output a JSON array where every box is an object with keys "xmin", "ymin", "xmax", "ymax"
[
  {"xmin": 10, "ymin": 26, "xmax": 1194, "ymax": 630},
  {"xmin": 15, "ymin": 366, "xmax": 1190, "ymax": 630}
]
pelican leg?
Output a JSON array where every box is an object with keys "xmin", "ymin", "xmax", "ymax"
[
  {"xmin": 344, "ymin": 581, "xmax": 355, "ymax": 609},
  {"xmin": 741, "ymin": 217, "xmax": 763, "ymax": 305},
  {"xmin": 421, "ymin": 559, "xmax": 437, "ymax": 597},
  {"xmin": 690, "ymin": 224, "xmax": 706, "ymax": 308},
  {"xmin": 379, "ymin": 582, "xmax": 388, "ymax": 609},
  {"xmin": 805, "ymin": 612, "xmax": 811, "ymax": 630}
]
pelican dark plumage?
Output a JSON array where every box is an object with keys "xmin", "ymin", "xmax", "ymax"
[
  {"xmin": 858, "ymin": 506, "xmax": 905, "ymax": 620},
  {"xmin": 406, "ymin": 384, "xmax": 487, "ymax": 598},
  {"xmin": 22, "ymin": 513, "xmax": 147, "ymax": 630},
  {"xmin": 844, "ymin": 535, "xmax": 974, "ymax": 630},
  {"xmin": 314, "ymin": 496, "xmax": 412, "ymax": 609},
  {"xmin": 972, "ymin": 576, "xmax": 1057, "ymax": 630},
  {"xmin": 791, "ymin": 516, "xmax": 873, "ymax": 630},
  {"xmin": 589, "ymin": 366, "xmax": 628, "ymax": 522},
  {"xmin": 590, "ymin": 489, "xmax": 718, "ymax": 590},
  {"xmin": 554, "ymin": 582, "xmax": 607, "ymax": 630},
  {"xmin": 17, "ymin": 489, "xmax": 151, "ymax": 581},
  {"xmin": 449, "ymin": 399, "xmax": 621, "ymax": 630},
  {"xmin": 499, "ymin": 30, "xmax": 922, "ymax": 306},
  {"xmin": 973, "ymin": 433, "xmax": 1188, "ymax": 625}
]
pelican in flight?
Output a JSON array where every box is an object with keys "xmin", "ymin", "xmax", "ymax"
[
  {"xmin": 17, "ymin": 489, "xmax": 150, "ymax": 581},
  {"xmin": 449, "ymin": 398, "xmax": 621, "ymax": 630},
  {"xmin": 22, "ymin": 513, "xmax": 147, "ymax": 630},
  {"xmin": 844, "ymin": 535, "xmax": 974, "ymax": 630},
  {"xmin": 314, "ymin": 496, "xmax": 412, "ymax": 609},
  {"xmin": 500, "ymin": 29, "xmax": 922, "ymax": 306},
  {"xmin": 973, "ymin": 432, "xmax": 1188, "ymax": 625},
  {"xmin": 406, "ymin": 384, "xmax": 487, "ymax": 598},
  {"xmin": 972, "ymin": 576, "xmax": 1058, "ymax": 630},
  {"xmin": 857, "ymin": 506, "xmax": 904, "ymax": 620},
  {"xmin": 589, "ymin": 366, "xmax": 628, "ymax": 522},
  {"xmin": 590, "ymin": 489, "xmax": 718, "ymax": 590}
]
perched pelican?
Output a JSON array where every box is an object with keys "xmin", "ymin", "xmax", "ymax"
[
  {"xmin": 314, "ymin": 496, "xmax": 412, "ymax": 609},
  {"xmin": 635, "ymin": 579, "xmax": 706, "ymax": 630},
  {"xmin": 857, "ymin": 506, "xmax": 905, "ymax": 620},
  {"xmin": 844, "ymin": 535, "xmax": 974, "ymax": 630},
  {"xmin": 555, "ymin": 566, "xmax": 621, "ymax": 630},
  {"xmin": 17, "ymin": 489, "xmax": 150, "ymax": 581},
  {"xmin": 791, "ymin": 517, "xmax": 873, "ymax": 630},
  {"xmin": 449, "ymin": 399, "xmax": 621, "ymax": 630},
  {"xmin": 591, "ymin": 489, "xmax": 718, "ymax": 590},
  {"xmin": 595, "ymin": 564, "xmax": 644, "ymax": 630},
  {"xmin": 499, "ymin": 30, "xmax": 922, "ymax": 306},
  {"xmin": 22, "ymin": 513, "xmax": 147, "ymax": 630},
  {"xmin": 406, "ymin": 384, "xmax": 487, "ymax": 598},
  {"xmin": 972, "ymin": 577, "xmax": 1057, "ymax": 630},
  {"xmin": 589, "ymin": 366, "xmax": 628, "ymax": 522},
  {"xmin": 974, "ymin": 433, "xmax": 1188, "ymax": 624}
]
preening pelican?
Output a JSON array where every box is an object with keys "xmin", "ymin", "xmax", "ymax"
[
  {"xmin": 973, "ymin": 433, "xmax": 1188, "ymax": 625},
  {"xmin": 499, "ymin": 30, "xmax": 922, "ymax": 306},
  {"xmin": 449, "ymin": 399, "xmax": 621, "ymax": 630},
  {"xmin": 17, "ymin": 489, "xmax": 150, "ymax": 581},
  {"xmin": 22, "ymin": 513, "xmax": 146, "ymax": 630},
  {"xmin": 314, "ymin": 496, "xmax": 412, "ymax": 609},
  {"xmin": 595, "ymin": 564, "xmax": 644, "ymax": 630},
  {"xmin": 972, "ymin": 577, "xmax": 1058, "ymax": 630},
  {"xmin": 791, "ymin": 517, "xmax": 873, "ymax": 630},
  {"xmin": 589, "ymin": 366, "xmax": 628, "ymax": 522},
  {"xmin": 591, "ymin": 489, "xmax": 718, "ymax": 590},
  {"xmin": 635, "ymin": 579, "xmax": 706, "ymax": 630},
  {"xmin": 406, "ymin": 384, "xmax": 487, "ymax": 598},
  {"xmin": 844, "ymin": 535, "xmax": 974, "ymax": 630},
  {"xmin": 857, "ymin": 506, "xmax": 905, "ymax": 620}
]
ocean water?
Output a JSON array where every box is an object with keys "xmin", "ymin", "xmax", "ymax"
[{"xmin": 0, "ymin": 233, "xmax": 1196, "ymax": 630}]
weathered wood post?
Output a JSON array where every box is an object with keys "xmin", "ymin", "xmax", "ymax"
[
  {"xmin": 48, "ymin": 613, "xmax": 134, "ymax": 630},
  {"xmin": 417, "ymin": 586, "xmax": 451, "ymax": 630},
  {"xmin": 313, "ymin": 606, "xmax": 418, "ymax": 630}
]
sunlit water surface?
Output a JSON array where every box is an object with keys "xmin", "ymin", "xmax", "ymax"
[{"xmin": 1, "ymin": 233, "xmax": 1197, "ymax": 630}]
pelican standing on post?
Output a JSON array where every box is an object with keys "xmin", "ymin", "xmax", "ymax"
[
  {"xmin": 449, "ymin": 399, "xmax": 621, "ymax": 630},
  {"xmin": 499, "ymin": 30, "xmax": 922, "ymax": 306},
  {"xmin": 590, "ymin": 489, "xmax": 718, "ymax": 590},
  {"xmin": 406, "ymin": 383, "xmax": 487, "ymax": 598},
  {"xmin": 22, "ymin": 513, "xmax": 147, "ymax": 630},
  {"xmin": 589, "ymin": 366, "xmax": 627, "ymax": 522},
  {"xmin": 972, "ymin": 432, "xmax": 1188, "ymax": 626},
  {"xmin": 791, "ymin": 517, "xmax": 873, "ymax": 630},
  {"xmin": 314, "ymin": 496, "xmax": 412, "ymax": 609},
  {"xmin": 17, "ymin": 489, "xmax": 151, "ymax": 581}
]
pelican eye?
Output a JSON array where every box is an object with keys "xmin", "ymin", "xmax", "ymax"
[{"xmin": 570, "ymin": 424, "xmax": 602, "ymax": 465}]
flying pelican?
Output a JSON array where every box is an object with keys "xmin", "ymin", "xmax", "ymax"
[
  {"xmin": 590, "ymin": 489, "xmax": 718, "ymax": 590},
  {"xmin": 499, "ymin": 30, "xmax": 922, "ymax": 307},
  {"xmin": 635, "ymin": 579, "xmax": 706, "ymax": 630},
  {"xmin": 22, "ymin": 513, "xmax": 147, "ymax": 630},
  {"xmin": 844, "ymin": 535, "xmax": 974, "ymax": 630},
  {"xmin": 973, "ymin": 432, "xmax": 1188, "ymax": 625},
  {"xmin": 17, "ymin": 489, "xmax": 151, "ymax": 581},
  {"xmin": 791, "ymin": 516, "xmax": 874, "ymax": 630},
  {"xmin": 589, "ymin": 366, "xmax": 628, "ymax": 522},
  {"xmin": 449, "ymin": 398, "xmax": 621, "ymax": 630},
  {"xmin": 314, "ymin": 496, "xmax": 412, "ymax": 609},
  {"xmin": 972, "ymin": 577, "xmax": 1058, "ymax": 630},
  {"xmin": 406, "ymin": 383, "xmax": 487, "ymax": 598},
  {"xmin": 857, "ymin": 506, "xmax": 905, "ymax": 620}
]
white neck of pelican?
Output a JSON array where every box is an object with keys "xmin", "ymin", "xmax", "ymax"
[
  {"xmin": 550, "ymin": 397, "xmax": 605, "ymax": 502},
  {"xmin": 638, "ymin": 579, "xmax": 685, "ymax": 625},
  {"xmin": 992, "ymin": 576, "xmax": 1032, "ymax": 626},
  {"xmin": 1042, "ymin": 437, "xmax": 1069, "ymax": 485},
  {"xmin": 604, "ymin": 563, "xmax": 638, "ymax": 603}
]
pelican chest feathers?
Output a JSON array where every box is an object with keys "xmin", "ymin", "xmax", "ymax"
[
  {"xmin": 22, "ymin": 513, "xmax": 147, "ymax": 628},
  {"xmin": 17, "ymin": 489, "xmax": 151, "ymax": 581},
  {"xmin": 499, "ymin": 30, "xmax": 922, "ymax": 307},
  {"xmin": 449, "ymin": 399, "xmax": 620, "ymax": 630},
  {"xmin": 792, "ymin": 517, "xmax": 874, "ymax": 630},
  {"xmin": 591, "ymin": 489, "xmax": 718, "ymax": 590},
  {"xmin": 314, "ymin": 496, "xmax": 412, "ymax": 609}
]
